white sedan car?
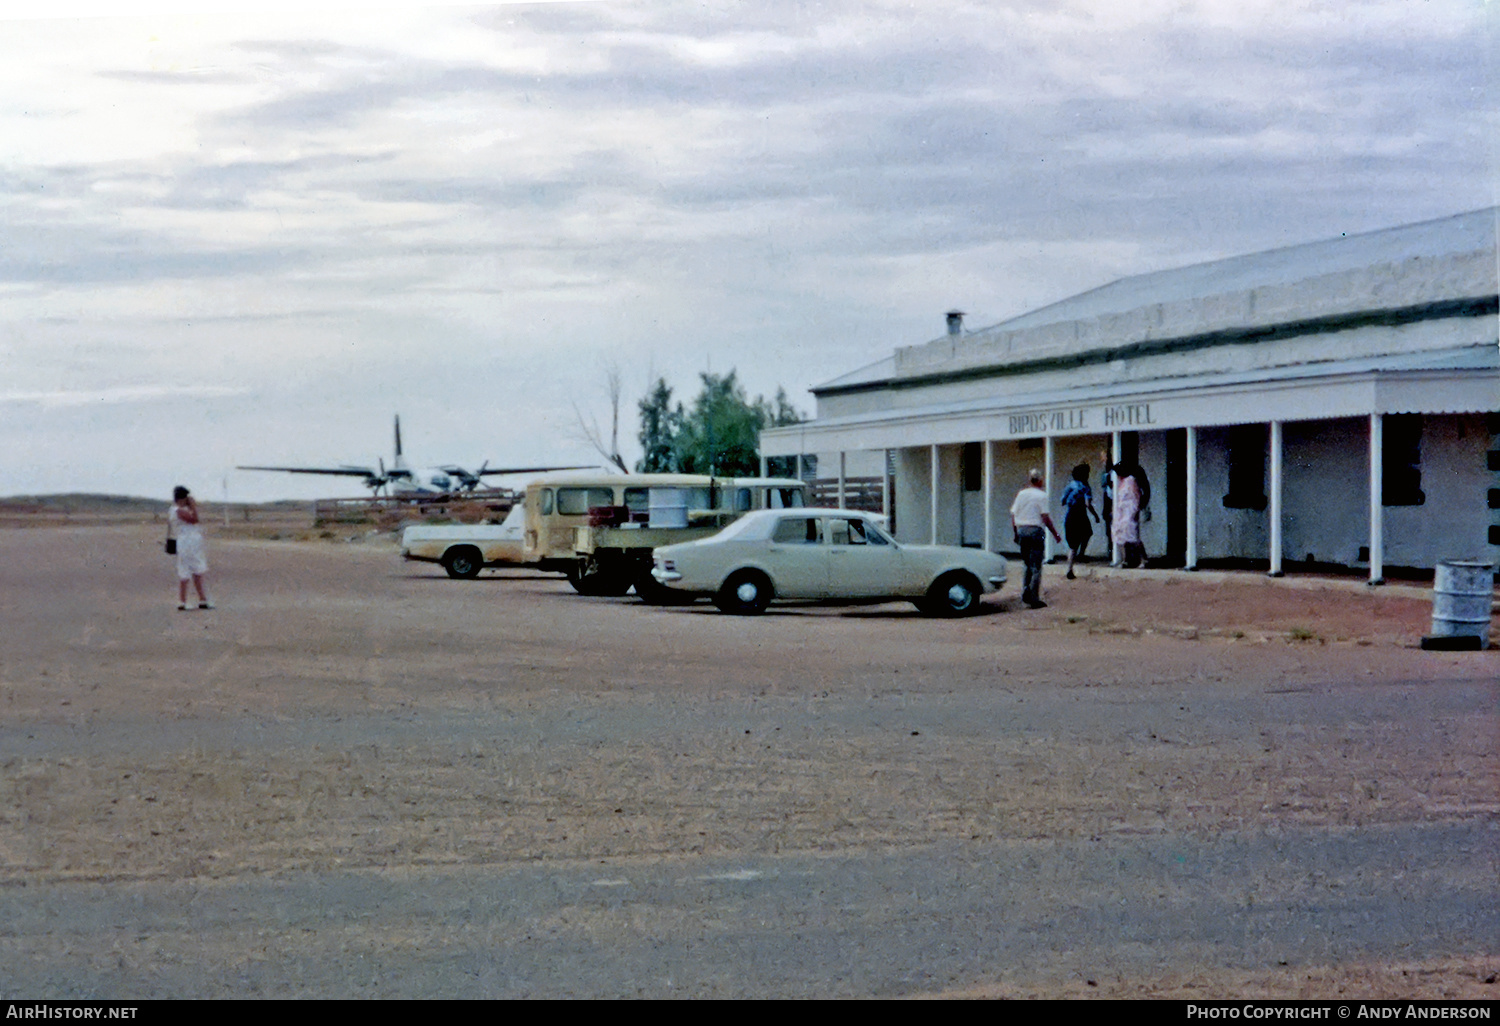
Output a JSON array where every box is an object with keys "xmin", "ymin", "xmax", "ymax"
[{"xmin": 650, "ymin": 508, "xmax": 1006, "ymax": 616}]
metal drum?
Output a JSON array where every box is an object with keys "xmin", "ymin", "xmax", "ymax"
[
  {"xmin": 648, "ymin": 488, "xmax": 689, "ymax": 529},
  {"xmin": 1431, "ymin": 559, "xmax": 1495, "ymax": 649}
]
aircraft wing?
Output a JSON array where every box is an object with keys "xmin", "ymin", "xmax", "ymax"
[
  {"xmin": 473, "ymin": 464, "xmax": 597, "ymax": 477},
  {"xmin": 237, "ymin": 465, "xmax": 379, "ymax": 477}
]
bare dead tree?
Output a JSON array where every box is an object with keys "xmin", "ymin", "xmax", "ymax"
[{"xmin": 572, "ymin": 362, "xmax": 630, "ymax": 473}]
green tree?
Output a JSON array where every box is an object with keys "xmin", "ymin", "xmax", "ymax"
[
  {"xmin": 635, "ymin": 377, "xmax": 683, "ymax": 473},
  {"xmin": 674, "ymin": 371, "xmax": 751, "ymax": 475},
  {"xmin": 635, "ymin": 371, "xmax": 804, "ymax": 476},
  {"xmin": 759, "ymin": 386, "xmax": 803, "ymax": 430},
  {"xmin": 681, "ymin": 372, "xmax": 806, "ymax": 476}
]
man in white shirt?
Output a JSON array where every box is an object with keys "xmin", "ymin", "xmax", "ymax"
[{"xmin": 1010, "ymin": 469, "xmax": 1062, "ymax": 609}]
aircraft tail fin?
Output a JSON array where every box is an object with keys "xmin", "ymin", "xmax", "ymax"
[{"xmin": 392, "ymin": 414, "xmax": 408, "ymax": 470}]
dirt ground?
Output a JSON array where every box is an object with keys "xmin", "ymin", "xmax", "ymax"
[{"xmin": 0, "ymin": 525, "xmax": 1494, "ymax": 998}]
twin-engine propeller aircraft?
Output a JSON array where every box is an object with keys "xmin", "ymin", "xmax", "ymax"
[{"xmin": 238, "ymin": 416, "xmax": 593, "ymax": 497}]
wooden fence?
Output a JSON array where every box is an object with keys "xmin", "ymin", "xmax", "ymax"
[
  {"xmin": 313, "ymin": 491, "xmax": 519, "ymax": 526},
  {"xmin": 806, "ymin": 476, "xmax": 888, "ymax": 514}
]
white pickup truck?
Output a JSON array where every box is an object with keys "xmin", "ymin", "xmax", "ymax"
[{"xmin": 399, "ymin": 502, "xmax": 528, "ymax": 579}]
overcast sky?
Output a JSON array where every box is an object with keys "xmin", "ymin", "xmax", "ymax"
[{"xmin": 1, "ymin": 0, "xmax": 1493, "ymax": 501}]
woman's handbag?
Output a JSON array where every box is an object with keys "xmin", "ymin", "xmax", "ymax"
[{"xmin": 165, "ymin": 526, "xmax": 176, "ymax": 555}]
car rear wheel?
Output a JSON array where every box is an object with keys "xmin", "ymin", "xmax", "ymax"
[
  {"xmin": 922, "ymin": 571, "xmax": 982, "ymax": 617},
  {"xmin": 442, "ymin": 546, "xmax": 483, "ymax": 579},
  {"xmin": 714, "ymin": 569, "xmax": 772, "ymax": 615}
]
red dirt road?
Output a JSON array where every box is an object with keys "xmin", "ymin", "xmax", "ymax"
[{"xmin": 0, "ymin": 526, "xmax": 1494, "ymax": 998}]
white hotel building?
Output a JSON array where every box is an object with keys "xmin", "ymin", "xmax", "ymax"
[{"xmin": 761, "ymin": 209, "xmax": 1500, "ymax": 581}]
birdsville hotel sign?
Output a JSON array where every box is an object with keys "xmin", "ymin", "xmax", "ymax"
[{"xmin": 1006, "ymin": 403, "xmax": 1155, "ymax": 437}]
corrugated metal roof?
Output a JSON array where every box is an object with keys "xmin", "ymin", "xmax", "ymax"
[
  {"xmin": 984, "ymin": 208, "xmax": 1498, "ymax": 334},
  {"xmin": 814, "ymin": 355, "xmax": 895, "ymax": 391},
  {"xmin": 815, "ymin": 209, "xmax": 1499, "ymax": 393}
]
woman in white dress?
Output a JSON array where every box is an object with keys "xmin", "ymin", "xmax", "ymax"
[
  {"xmin": 1109, "ymin": 464, "xmax": 1143, "ymax": 569},
  {"xmin": 169, "ymin": 485, "xmax": 212, "ymax": 610}
]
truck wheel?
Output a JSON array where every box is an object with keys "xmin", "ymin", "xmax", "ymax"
[
  {"xmin": 567, "ymin": 566, "xmax": 599, "ymax": 594},
  {"xmin": 714, "ymin": 570, "xmax": 771, "ymax": 615},
  {"xmin": 595, "ymin": 573, "xmax": 632, "ymax": 596},
  {"xmin": 443, "ymin": 546, "xmax": 483, "ymax": 579},
  {"xmin": 568, "ymin": 564, "xmax": 630, "ymax": 596}
]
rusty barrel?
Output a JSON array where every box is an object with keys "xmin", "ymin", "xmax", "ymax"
[{"xmin": 1431, "ymin": 559, "xmax": 1494, "ymax": 649}]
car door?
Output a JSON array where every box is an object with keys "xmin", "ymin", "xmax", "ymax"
[
  {"xmin": 827, "ymin": 516, "xmax": 904, "ymax": 597},
  {"xmin": 763, "ymin": 514, "xmax": 829, "ymax": 598}
]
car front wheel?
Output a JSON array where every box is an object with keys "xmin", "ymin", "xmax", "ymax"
[
  {"xmin": 922, "ymin": 571, "xmax": 982, "ymax": 617},
  {"xmin": 714, "ymin": 569, "xmax": 772, "ymax": 615}
]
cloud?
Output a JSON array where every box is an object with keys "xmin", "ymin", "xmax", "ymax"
[
  {"xmin": 0, "ymin": 384, "xmax": 250, "ymax": 408},
  {"xmin": 11, "ymin": 2, "xmax": 1486, "ymax": 287},
  {"xmin": 0, "ymin": 0, "xmax": 1488, "ymax": 498}
]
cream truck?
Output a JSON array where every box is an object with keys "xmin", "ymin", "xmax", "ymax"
[{"xmin": 522, "ymin": 472, "xmax": 807, "ymax": 601}]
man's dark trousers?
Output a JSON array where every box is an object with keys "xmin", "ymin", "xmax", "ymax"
[{"xmin": 1016, "ymin": 525, "xmax": 1046, "ymax": 605}]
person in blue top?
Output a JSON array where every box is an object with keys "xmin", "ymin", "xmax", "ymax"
[
  {"xmin": 1097, "ymin": 449, "xmax": 1114, "ymax": 564},
  {"xmin": 1060, "ymin": 463, "xmax": 1100, "ymax": 580}
]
